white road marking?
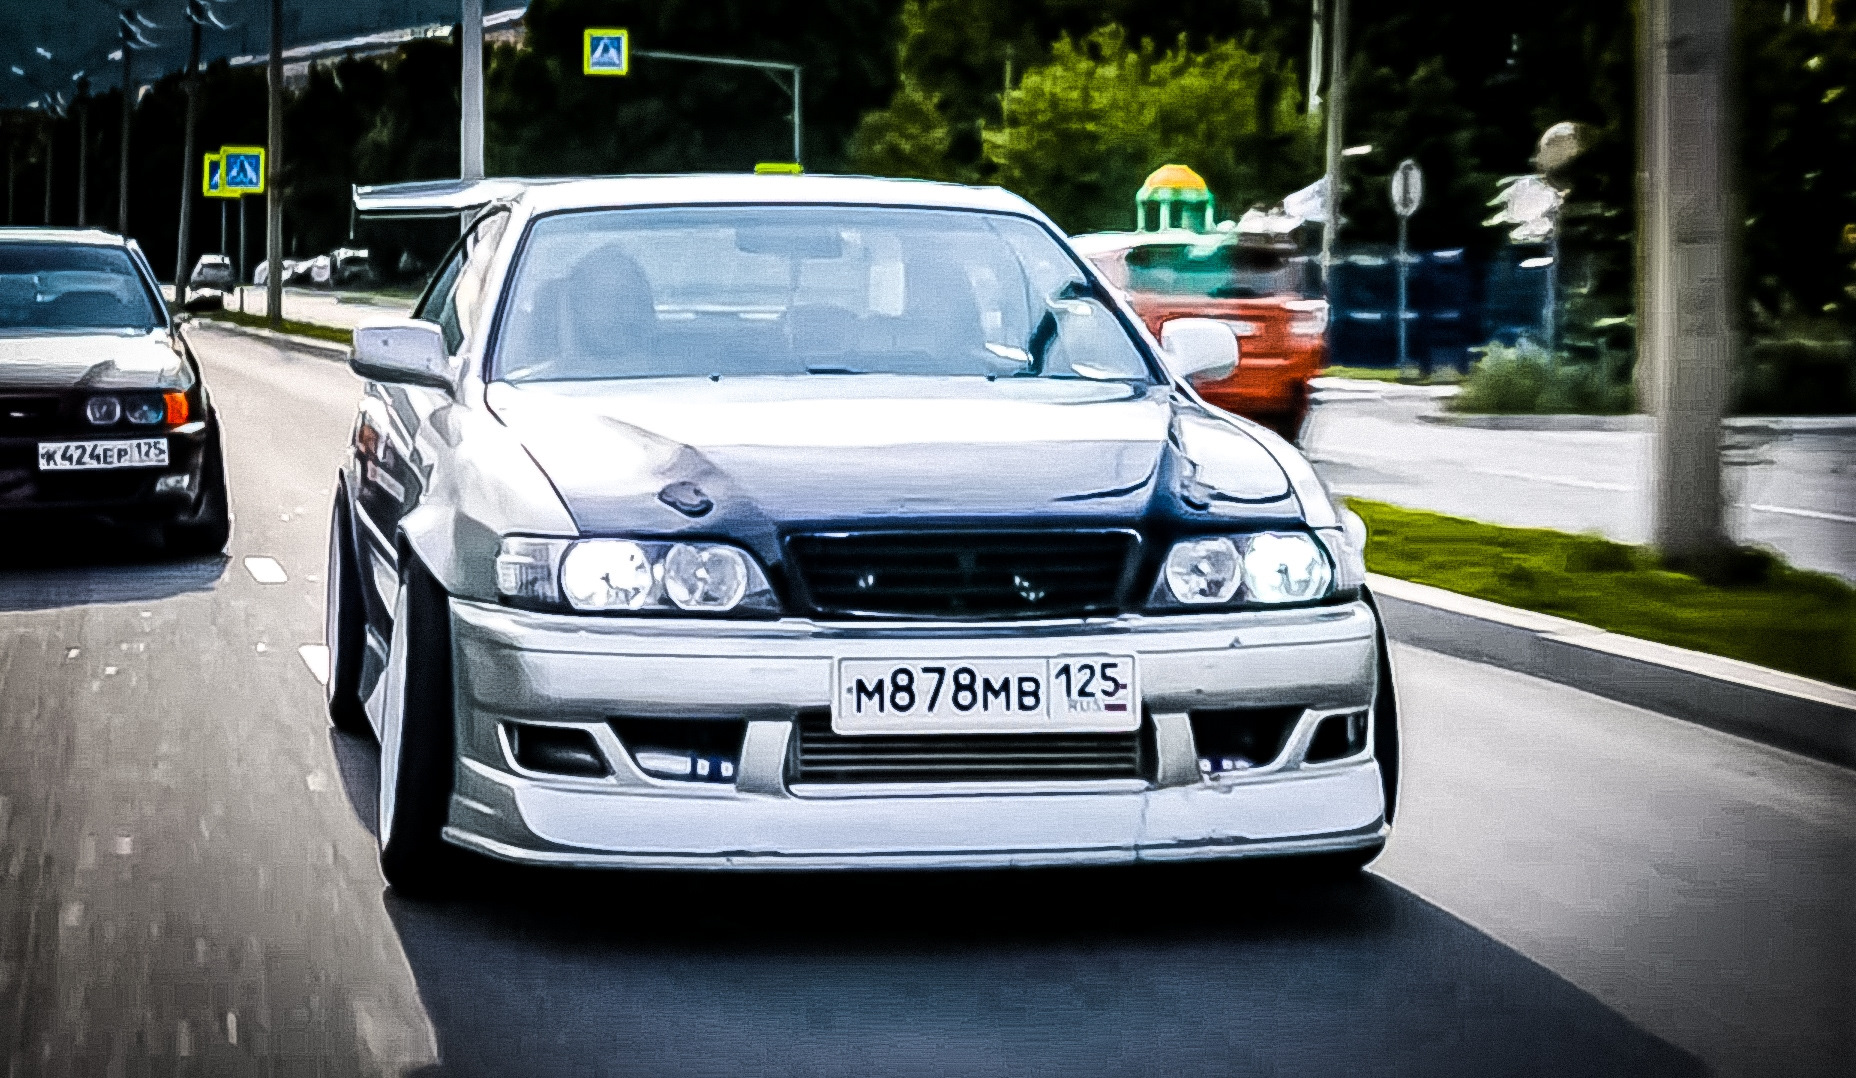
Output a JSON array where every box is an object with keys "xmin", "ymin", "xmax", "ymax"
[
  {"xmin": 244, "ymin": 555, "xmax": 288, "ymax": 584},
  {"xmin": 255, "ymin": 642, "xmax": 268, "ymax": 654},
  {"xmin": 1750, "ymin": 503, "xmax": 1856, "ymax": 525},
  {"xmin": 305, "ymin": 772, "xmax": 328, "ymax": 792},
  {"xmin": 299, "ymin": 644, "xmax": 331, "ymax": 686},
  {"xmin": 1466, "ymin": 466, "xmax": 1637, "ymax": 492},
  {"xmin": 65, "ymin": 648, "xmax": 79, "ymax": 659},
  {"xmin": 227, "ymin": 1011, "xmax": 238, "ymax": 1046},
  {"xmin": 103, "ymin": 666, "xmax": 117, "ymax": 676},
  {"xmin": 113, "ymin": 836, "xmax": 132, "ymax": 856}
]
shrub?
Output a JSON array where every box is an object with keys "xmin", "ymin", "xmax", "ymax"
[{"xmin": 1450, "ymin": 341, "xmax": 1635, "ymax": 414}]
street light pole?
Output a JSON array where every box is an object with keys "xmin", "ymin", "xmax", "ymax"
[
  {"xmin": 117, "ymin": 20, "xmax": 134, "ymax": 234},
  {"xmin": 459, "ymin": 0, "xmax": 484, "ymax": 234},
  {"xmin": 75, "ymin": 76, "xmax": 88, "ymax": 227},
  {"xmin": 1640, "ymin": 0, "xmax": 1735, "ymax": 565},
  {"xmin": 1318, "ymin": 0, "xmax": 1348, "ymax": 285},
  {"xmin": 633, "ymin": 50, "xmax": 803, "ymax": 166},
  {"xmin": 265, "ymin": 0, "xmax": 283, "ymax": 330},
  {"xmin": 173, "ymin": 7, "xmax": 203, "ymax": 304}
]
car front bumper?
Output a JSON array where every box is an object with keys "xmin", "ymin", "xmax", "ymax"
[
  {"xmin": 0, "ymin": 420, "xmax": 213, "ymax": 521},
  {"xmin": 441, "ymin": 597, "xmax": 1390, "ymax": 870}
]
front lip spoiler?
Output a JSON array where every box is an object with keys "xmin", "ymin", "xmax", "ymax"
[{"xmin": 442, "ymin": 820, "xmax": 1389, "ymax": 872}]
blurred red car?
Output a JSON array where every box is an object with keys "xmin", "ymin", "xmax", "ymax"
[{"xmin": 1073, "ymin": 231, "xmax": 1328, "ymax": 442}]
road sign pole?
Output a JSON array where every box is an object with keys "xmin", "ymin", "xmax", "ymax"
[
  {"xmin": 791, "ymin": 64, "xmax": 802, "ymax": 167},
  {"xmin": 219, "ymin": 198, "xmax": 226, "ymax": 255},
  {"xmin": 265, "ymin": 0, "xmax": 283, "ymax": 330},
  {"xmin": 1396, "ymin": 214, "xmax": 1409, "ymax": 372},
  {"xmin": 1390, "ymin": 159, "xmax": 1423, "ymax": 377}
]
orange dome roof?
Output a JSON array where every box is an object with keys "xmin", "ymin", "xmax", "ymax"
[{"xmin": 1139, "ymin": 164, "xmax": 1210, "ymax": 195}]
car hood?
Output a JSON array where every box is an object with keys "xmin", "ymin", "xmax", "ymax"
[
  {"xmin": 0, "ymin": 330, "xmax": 188, "ymax": 392},
  {"xmin": 484, "ymin": 375, "xmax": 1299, "ymax": 536}
]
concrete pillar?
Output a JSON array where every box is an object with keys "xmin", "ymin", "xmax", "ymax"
[{"xmin": 1639, "ymin": 0, "xmax": 1735, "ymax": 562}]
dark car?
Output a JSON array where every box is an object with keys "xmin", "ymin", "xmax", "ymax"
[{"xmin": 0, "ymin": 228, "xmax": 231, "ymax": 552}]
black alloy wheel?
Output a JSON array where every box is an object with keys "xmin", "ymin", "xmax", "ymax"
[
  {"xmin": 164, "ymin": 425, "xmax": 233, "ymax": 556},
  {"xmin": 325, "ymin": 486, "xmax": 373, "ymax": 737},
  {"xmin": 378, "ymin": 555, "xmax": 461, "ymax": 897}
]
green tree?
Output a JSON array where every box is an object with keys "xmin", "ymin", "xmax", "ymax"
[{"xmin": 978, "ymin": 27, "xmax": 1319, "ymax": 234}]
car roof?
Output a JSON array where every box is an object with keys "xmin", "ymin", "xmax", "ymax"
[
  {"xmin": 0, "ymin": 227, "xmax": 130, "ymax": 247},
  {"xmin": 354, "ymin": 173, "xmax": 1053, "ymax": 224}
]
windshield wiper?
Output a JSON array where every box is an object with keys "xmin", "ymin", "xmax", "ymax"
[{"xmin": 804, "ymin": 364, "xmax": 868, "ymax": 375}]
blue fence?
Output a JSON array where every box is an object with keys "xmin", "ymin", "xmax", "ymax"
[{"xmin": 1327, "ymin": 247, "xmax": 1551, "ymax": 369}]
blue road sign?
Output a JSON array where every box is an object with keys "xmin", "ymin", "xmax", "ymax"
[
  {"xmin": 221, "ymin": 146, "xmax": 265, "ymax": 194},
  {"xmin": 584, "ymin": 28, "xmax": 629, "ymax": 76}
]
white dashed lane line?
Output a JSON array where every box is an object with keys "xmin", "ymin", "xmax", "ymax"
[
  {"xmin": 244, "ymin": 556, "xmax": 289, "ymax": 584},
  {"xmin": 298, "ymin": 644, "xmax": 330, "ymax": 686}
]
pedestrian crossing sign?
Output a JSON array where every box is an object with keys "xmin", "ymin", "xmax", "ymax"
[
  {"xmin": 220, "ymin": 146, "xmax": 265, "ymax": 194},
  {"xmin": 583, "ymin": 28, "xmax": 629, "ymax": 76},
  {"xmin": 201, "ymin": 153, "xmax": 237, "ymax": 198}
]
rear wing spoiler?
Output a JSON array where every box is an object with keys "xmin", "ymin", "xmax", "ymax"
[{"xmin": 351, "ymin": 178, "xmax": 529, "ymax": 219}]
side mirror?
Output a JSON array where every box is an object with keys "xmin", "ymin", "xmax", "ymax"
[
  {"xmin": 1159, "ymin": 317, "xmax": 1239, "ymax": 382},
  {"xmin": 182, "ymin": 290, "xmax": 224, "ymax": 313},
  {"xmin": 351, "ymin": 318, "xmax": 454, "ymax": 390}
]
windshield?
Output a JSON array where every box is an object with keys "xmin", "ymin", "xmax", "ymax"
[
  {"xmin": 1123, "ymin": 242, "xmax": 1321, "ymax": 300},
  {"xmin": 493, "ymin": 205, "xmax": 1152, "ymax": 384},
  {"xmin": 0, "ymin": 243, "xmax": 164, "ymax": 335}
]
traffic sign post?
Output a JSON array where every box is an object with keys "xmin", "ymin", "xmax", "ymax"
[
  {"xmin": 584, "ymin": 29, "xmax": 629, "ymax": 76},
  {"xmin": 1390, "ymin": 159, "xmax": 1424, "ymax": 376},
  {"xmin": 201, "ymin": 153, "xmax": 231, "ymax": 198},
  {"xmin": 220, "ymin": 146, "xmax": 265, "ymax": 195},
  {"xmin": 583, "ymin": 29, "xmax": 803, "ymax": 166}
]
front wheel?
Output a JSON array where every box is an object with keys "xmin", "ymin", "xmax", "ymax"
[
  {"xmin": 377, "ymin": 555, "xmax": 460, "ymax": 897},
  {"xmin": 325, "ymin": 486, "xmax": 373, "ymax": 737}
]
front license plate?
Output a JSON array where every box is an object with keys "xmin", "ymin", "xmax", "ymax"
[
  {"xmin": 36, "ymin": 438, "xmax": 169, "ymax": 471},
  {"xmin": 833, "ymin": 655, "xmax": 1139, "ymax": 735}
]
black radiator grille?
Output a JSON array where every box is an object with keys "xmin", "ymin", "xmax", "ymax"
[
  {"xmin": 790, "ymin": 709, "xmax": 1146, "ymax": 784},
  {"xmin": 785, "ymin": 530, "xmax": 1137, "ymax": 620}
]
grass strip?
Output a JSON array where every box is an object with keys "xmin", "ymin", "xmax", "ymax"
[
  {"xmin": 1321, "ymin": 365, "xmax": 1464, "ymax": 384},
  {"xmin": 202, "ymin": 309, "xmax": 352, "ymax": 347},
  {"xmin": 1349, "ymin": 498, "xmax": 1856, "ymax": 689}
]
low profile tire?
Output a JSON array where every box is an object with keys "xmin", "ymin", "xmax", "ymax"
[
  {"xmin": 325, "ymin": 488, "xmax": 373, "ymax": 737},
  {"xmin": 378, "ymin": 556, "xmax": 460, "ymax": 898},
  {"xmin": 164, "ymin": 428, "xmax": 232, "ymax": 556}
]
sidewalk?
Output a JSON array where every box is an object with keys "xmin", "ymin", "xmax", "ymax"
[{"xmin": 1305, "ymin": 390, "xmax": 1856, "ymax": 583}]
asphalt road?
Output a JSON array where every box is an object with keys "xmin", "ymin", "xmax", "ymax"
[
  {"xmin": 0, "ymin": 324, "xmax": 1850, "ymax": 1077},
  {"xmin": 1306, "ymin": 386, "xmax": 1856, "ymax": 582}
]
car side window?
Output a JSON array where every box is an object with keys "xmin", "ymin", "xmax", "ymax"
[{"xmin": 421, "ymin": 211, "xmax": 509, "ymax": 356}]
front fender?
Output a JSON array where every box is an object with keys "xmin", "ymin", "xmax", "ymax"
[
  {"xmin": 398, "ymin": 399, "xmax": 578, "ymax": 602},
  {"xmin": 1360, "ymin": 583, "xmax": 1401, "ymax": 824}
]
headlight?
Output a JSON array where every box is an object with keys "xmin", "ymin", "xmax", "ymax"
[
  {"xmin": 662, "ymin": 543, "xmax": 749, "ymax": 610},
  {"xmin": 85, "ymin": 395, "xmax": 122, "ymax": 425},
  {"xmin": 1241, "ymin": 532, "xmax": 1332, "ymax": 603},
  {"xmin": 561, "ymin": 540, "xmax": 658, "ymax": 611},
  {"xmin": 1163, "ymin": 536, "xmax": 1241, "ymax": 604},
  {"xmin": 1153, "ymin": 531, "xmax": 1335, "ymax": 608},
  {"xmin": 497, "ymin": 536, "xmax": 777, "ymax": 615},
  {"xmin": 124, "ymin": 396, "xmax": 166, "ymax": 425}
]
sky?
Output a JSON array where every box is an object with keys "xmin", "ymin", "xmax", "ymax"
[{"xmin": 0, "ymin": 0, "xmax": 526, "ymax": 109}]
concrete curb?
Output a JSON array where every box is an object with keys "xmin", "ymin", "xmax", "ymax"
[
  {"xmin": 1417, "ymin": 411, "xmax": 1856, "ymax": 434},
  {"xmin": 1368, "ymin": 573, "xmax": 1856, "ymax": 768},
  {"xmin": 1417, "ymin": 412, "xmax": 1651, "ymax": 431},
  {"xmin": 188, "ymin": 317, "xmax": 351, "ymax": 359}
]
